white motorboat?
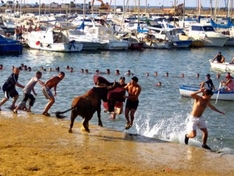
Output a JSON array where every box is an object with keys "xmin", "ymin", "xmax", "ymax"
[
  {"xmin": 184, "ymin": 23, "xmax": 228, "ymax": 47},
  {"xmin": 86, "ymin": 26, "xmax": 129, "ymax": 50},
  {"xmin": 68, "ymin": 29, "xmax": 104, "ymax": 50},
  {"xmin": 25, "ymin": 28, "xmax": 83, "ymax": 52}
]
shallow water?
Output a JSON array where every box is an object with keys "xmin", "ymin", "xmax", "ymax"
[{"xmin": 0, "ymin": 47, "xmax": 234, "ymax": 154}]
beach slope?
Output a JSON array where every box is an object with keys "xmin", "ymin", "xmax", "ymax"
[{"xmin": 0, "ymin": 112, "xmax": 234, "ymax": 176}]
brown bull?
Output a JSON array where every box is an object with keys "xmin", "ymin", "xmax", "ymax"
[{"xmin": 55, "ymin": 87, "xmax": 109, "ymax": 133}]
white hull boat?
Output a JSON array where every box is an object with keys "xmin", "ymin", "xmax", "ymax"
[
  {"xmin": 68, "ymin": 29, "xmax": 105, "ymax": 50},
  {"xmin": 99, "ymin": 40, "xmax": 129, "ymax": 50},
  {"xmin": 179, "ymin": 85, "xmax": 234, "ymax": 101},
  {"xmin": 209, "ymin": 59, "xmax": 234, "ymax": 71},
  {"xmin": 26, "ymin": 28, "xmax": 83, "ymax": 52},
  {"xmin": 184, "ymin": 23, "xmax": 228, "ymax": 47}
]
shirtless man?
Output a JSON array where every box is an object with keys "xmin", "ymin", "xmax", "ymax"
[
  {"xmin": 124, "ymin": 76, "xmax": 141, "ymax": 129},
  {"xmin": 42, "ymin": 72, "xmax": 65, "ymax": 116},
  {"xmin": 184, "ymin": 88, "xmax": 225, "ymax": 150},
  {"xmin": 212, "ymin": 51, "xmax": 225, "ymax": 63}
]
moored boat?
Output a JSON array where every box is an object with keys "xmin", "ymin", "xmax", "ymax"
[
  {"xmin": 128, "ymin": 41, "xmax": 144, "ymax": 50},
  {"xmin": 209, "ymin": 59, "xmax": 234, "ymax": 72},
  {"xmin": 179, "ymin": 84, "xmax": 234, "ymax": 101},
  {"xmin": 184, "ymin": 23, "xmax": 228, "ymax": 47},
  {"xmin": 25, "ymin": 28, "xmax": 83, "ymax": 52},
  {"xmin": 0, "ymin": 35, "xmax": 23, "ymax": 55}
]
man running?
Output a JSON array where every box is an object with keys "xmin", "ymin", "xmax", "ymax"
[
  {"xmin": 0, "ymin": 67, "xmax": 24, "ymax": 110},
  {"xmin": 184, "ymin": 88, "xmax": 225, "ymax": 150},
  {"xmin": 42, "ymin": 72, "xmax": 65, "ymax": 116},
  {"xmin": 124, "ymin": 76, "xmax": 141, "ymax": 130},
  {"xmin": 13, "ymin": 71, "xmax": 44, "ymax": 113}
]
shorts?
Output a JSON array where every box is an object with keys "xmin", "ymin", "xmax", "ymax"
[
  {"xmin": 186, "ymin": 115, "xmax": 207, "ymax": 131},
  {"xmin": 42, "ymin": 86, "xmax": 53, "ymax": 99},
  {"xmin": 125, "ymin": 99, "xmax": 139, "ymax": 110},
  {"xmin": 3, "ymin": 88, "xmax": 18, "ymax": 99}
]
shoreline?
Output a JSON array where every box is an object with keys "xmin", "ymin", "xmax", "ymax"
[
  {"xmin": 0, "ymin": 112, "xmax": 234, "ymax": 175},
  {"xmin": 0, "ymin": 6, "xmax": 227, "ymax": 17}
]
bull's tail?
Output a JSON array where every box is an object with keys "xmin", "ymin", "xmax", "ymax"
[{"xmin": 55, "ymin": 106, "xmax": 76, "ymax": 118}]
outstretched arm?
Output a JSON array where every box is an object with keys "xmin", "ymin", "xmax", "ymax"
[
  {"xmin": 212, "ymin": 55, "xmax": 217, "ymax": 62},
  {"xmin": 16, "ymin": 82, "xmax": 24, "ymax": 89},
  {"xmin": 208, "ymin": 102, "xmax": 225, "ymax": 115}
]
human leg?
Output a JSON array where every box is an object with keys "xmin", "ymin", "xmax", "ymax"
[
  {"xmin": 200, "ymin": 128, "xmax": 208, "ymax": 145},
  {"xmin": 42, "ymin": 96, "xmax": 55, "ymax": 116},
  {"xmin": 129, "ymin": 109, "xmax": 136, "ymax": 126},
  {"xmin": 14, "ymin": 93, "xmax": 28, "ymax": 113},
  {"xmin": 200, "ymin": 128, "xmax": 211, "ymax": 149},
  {"xmin": 11, "ymin": 94, "xmax": 19, "ymax": 109},
  {"xmin": 28, "ymin": 94, "xmax": 35, "ymax": 112},
  {"xmin": 184, "ymin": 130, "xmax": 196, "ymax": 145},
  {"xmin": 124, "ymin": 107, "xmax": 130, "ymax": 125},
  {"xmin": 0, "ymin": 98, "xmax": 8, "ymax": 110},
  {"xmin": 8, "ymin": 89, "xmax": 19, "ymax": 109},
  {"xmin": 0, "ymin": 90, "xmax": 10, "ymax": 110},
  {"xmin": 185, "ymin": 115, "xmax": 198, "ymax": 145}
]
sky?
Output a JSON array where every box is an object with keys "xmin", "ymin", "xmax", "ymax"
[{"xmin": 21, "ymin": 0, "xmax": 227, "ymax": 8}]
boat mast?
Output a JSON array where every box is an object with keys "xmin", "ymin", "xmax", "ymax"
[
  {"xmin": 198, "ymin": 0, "xmax": 201, "ymax": 16},
  {"xmin": 227, "ymin": 0, "xmax": 231, "ymax": 17},
  {"xmin": 114, "ymin": 0, "xmax": 116, "ymax": 15},
  {"xmin": 83, "ymin": 0, "xmax": 86, "ymax": 19},
  {"xmin": 210, "ymin": 0, "xmax": 213, "ymax": 17},
  {"xmin": 183, "ymin": 0, "xmax": 185, "ymax": 27},
  {"xmin": 145, "ymin": 0, "xmax": 147, "ymax": 14}
]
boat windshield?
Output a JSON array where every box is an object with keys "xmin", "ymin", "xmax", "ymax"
[
  {"xmin": 191, "ymin": 25, "xmax": 215, "ymax": 32},
  {"xmin": 203, "ymin": 26, "xmax": 215, "ymax": 32},
  {"xmin": 191, "ymin": 26, "xmax": 203, "ymax": 31}
]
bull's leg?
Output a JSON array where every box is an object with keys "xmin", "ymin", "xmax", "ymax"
[
  {"xmin": 81, "ymin": 117, "xmax": 90, "ymax": 133},
  {"xmin": 69, "ymin": 110, "xmax": 77, "ymax": 133},
  {"xmin": 97, "ymin": 105, "xmax": 103, "ymax": 127}
]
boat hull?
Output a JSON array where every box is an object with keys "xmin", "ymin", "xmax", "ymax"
[
  {"xmin": 172, "ymin": 40, "xmax": 192, "ymax": 48},
  {"xmin": 209, "ymin": 59, "xmax": 234, "ymax": 71},
  {"xmin": 99, "ymin": 40, "xmax": 129, "ymax": 50},
  {"xmin": 128, "ymin": 42, "xmax": 144, "ymax": 50},
  {"xmin": 81, "ymin": 41, "xmax": 104, "ymax": 50},
  {"xmin": 143, "ymin": 41, "xmax": 172, "ymax": 49},
  {"xmin": 203, "ymin": 37, "xmax": 228, "ymax": 47},
  {"xmin": 28, "ymin": 40, "xmax": 83, "ymax": 52},
  {"xmin": 0, "ymin": 35, "xmax": 22, "ymax": 55},
  {"xmin": 179, "ymin": 85, "xmax": 234, "ymax": 101}
]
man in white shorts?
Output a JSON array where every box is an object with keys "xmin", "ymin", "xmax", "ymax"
[{"xmin": 184, "ymin": 88, "xmax": 225, "ymax": 150}]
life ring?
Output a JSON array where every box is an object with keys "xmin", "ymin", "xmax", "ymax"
[{"xmin": 36, "ymin": 41, "xmax": 40, "ymax": 45}]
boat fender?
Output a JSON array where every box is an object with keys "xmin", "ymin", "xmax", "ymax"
[{"xmin": 36, "ymin": 41, "xmax": 40, "ymax": 45}]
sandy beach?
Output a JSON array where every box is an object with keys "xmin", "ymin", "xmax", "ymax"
[{"xmin": 0, "ymin": 111, "xmax": 234, "ymax": 176}]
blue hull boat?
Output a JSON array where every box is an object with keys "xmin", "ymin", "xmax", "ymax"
[
  {"xmin": 0, "ymin": 35, "xmax": 23, "ymax": 55},
  {"xmin": 179, "ymin": 84, "xmax": 234, "ymax": 101}
]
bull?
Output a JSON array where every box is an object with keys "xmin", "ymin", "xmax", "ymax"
[{"xmin": 55, "ymin": 87, "xmax": 109, "ymax": 133}]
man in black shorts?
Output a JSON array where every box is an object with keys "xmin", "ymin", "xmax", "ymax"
[
  {"xmin": 124, "ymin": 76, "xmax": 141, "ymax": 129},
  {"xmin": 0, "ymin": 67, "xmax": 24, "ymax": 110}
]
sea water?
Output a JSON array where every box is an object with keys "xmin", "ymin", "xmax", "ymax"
[{"xmin": 0, "ymin": 47, "xmax": 234, "ymax": 154}]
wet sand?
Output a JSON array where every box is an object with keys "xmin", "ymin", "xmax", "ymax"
[{"xmin": 0, "ymin": 111, "xmax": 234, "ymax": 176}]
